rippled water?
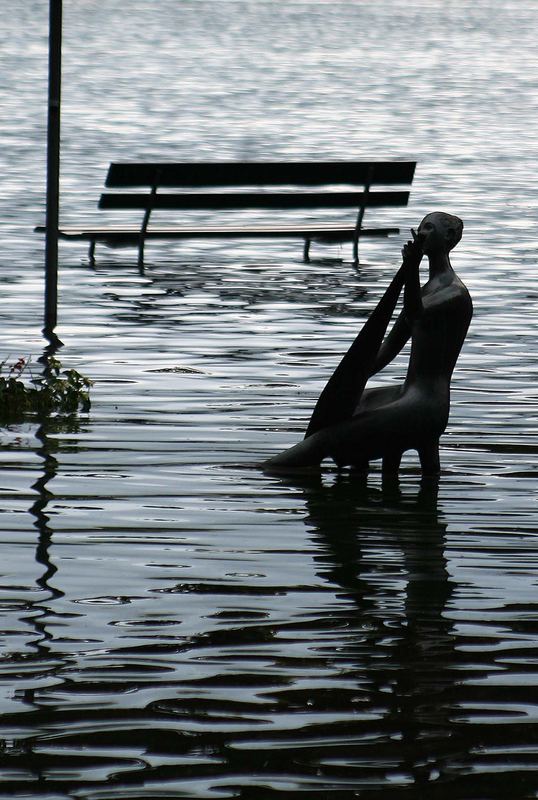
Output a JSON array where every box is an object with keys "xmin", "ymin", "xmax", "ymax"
[{"xmin": 1, "ymin": 1, "xmax": 538, "ymax": 797}]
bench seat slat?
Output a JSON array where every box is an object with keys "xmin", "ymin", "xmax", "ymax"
[
  {"xmin": 35, "ymin": 225, "xmax": 399, "ymax": 242},
  {"xmin": 98, "ymin": 191, "xmax": 409, "ymax": 211}
]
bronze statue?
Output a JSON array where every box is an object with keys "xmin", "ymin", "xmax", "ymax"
[{"xmin": 264, "ymin": 212, "xmax": 473, "ymax": 477}]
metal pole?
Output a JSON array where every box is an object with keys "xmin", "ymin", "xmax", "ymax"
[{"xmin": 44, "ymin": 0, "xmax": 62, "ymax": 342}]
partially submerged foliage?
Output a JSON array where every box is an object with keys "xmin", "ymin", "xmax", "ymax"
[{"xmin": 0, "ymin": 356, "xmax": 92, "ymax": 421}]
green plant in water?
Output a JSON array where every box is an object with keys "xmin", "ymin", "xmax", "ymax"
[{"xmin": 0, "ymin": 356, "xmax": 92, "ymax": 420}]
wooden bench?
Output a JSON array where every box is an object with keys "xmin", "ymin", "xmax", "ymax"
[{"xmin": 37, "ymin": 161, "xmax": 416, "ymax": 267}]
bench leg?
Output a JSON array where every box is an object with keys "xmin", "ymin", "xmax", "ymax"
[
  {"xmin": 303, "ymin": 238, "xmax": 311, "ymax": 262},
  {"xmin": 137, "ymin": 238, "xmax": 145, "ymax": 272},
  {"xmin": 352, "ymin": 237, "xmax": 359, "ymax": 264},
  {"xmin": 88, "ymin": 240, "xmax": 96, "ymax": 266}
]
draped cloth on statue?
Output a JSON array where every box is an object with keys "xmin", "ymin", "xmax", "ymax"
[{"xmin": 304, "ymin": 264, "xmax": 406, "ymax": 439}]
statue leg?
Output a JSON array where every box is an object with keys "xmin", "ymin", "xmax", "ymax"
[
  {"xmin": 351, "ymin": 458, "xmax": 369, "ymax": 475},
  {"xmin": 382, "ymin": 450, "xmax": 402, "ymax": 475},
  {"xmin": 418, "ymin": 439, "xmax": 441, "ymax": 476},
  {"xmin": 265, "ymin": 387, "xmax": 440, "ymax": 476},
  {"xmin": 263, "ymin": 425, "xmax": 330, "ymax": 471}
]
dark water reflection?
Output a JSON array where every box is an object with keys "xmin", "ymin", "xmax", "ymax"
[{"xmin": 269, "ymin": 476, "xmax": 456, "ymax": 786}]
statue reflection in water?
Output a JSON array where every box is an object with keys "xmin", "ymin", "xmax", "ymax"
[
  {"xmin": 279, "ymin": 470, "xmax": 465, "ymax": 788},
  {"xmin": 264, "ymin": 212, "xmax": 473, "ymax": 477}
]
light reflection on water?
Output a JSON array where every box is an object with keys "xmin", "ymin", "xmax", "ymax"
[{"xmin": 1, "ymin": 1, "xmax": 538, "ymax": 797}]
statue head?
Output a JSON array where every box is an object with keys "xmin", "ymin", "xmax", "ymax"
[{"xmin": 418, "ymin": 212, "xmax": 463, "ymax": 255}]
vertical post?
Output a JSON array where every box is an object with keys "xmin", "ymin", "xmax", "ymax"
[
  {"xmin": 353, "ymin": 165, "xmax": 374, "ymax": 264},
  {"xmin": 44, "ymin": 0, "xmax": 62, "ymax": 343},
  {"xmin": 137, "ymin": 169, "xmax": 161, "ymax": 273}
]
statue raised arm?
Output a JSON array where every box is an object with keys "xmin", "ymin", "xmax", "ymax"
[{"xmin": 263, "ymin": 212, "xmax": 473, "ymax": 477}]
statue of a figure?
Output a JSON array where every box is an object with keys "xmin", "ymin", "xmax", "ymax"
[{"xmin": 264, "ymin": 212, "xmax": 473, "ymax": 477}]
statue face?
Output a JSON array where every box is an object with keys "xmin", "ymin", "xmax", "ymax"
[{"xmin": 418, "ymin": 212, "xmax": 462, "ymax": 254}]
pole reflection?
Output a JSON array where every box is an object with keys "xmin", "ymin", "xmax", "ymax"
[
  {"xmin": 31, "ymin": 417, "xmax": 64, "ymax": 608},
  {"xmin": 24, "ymin": 348, "xmax": 65, "ymax": 694}
]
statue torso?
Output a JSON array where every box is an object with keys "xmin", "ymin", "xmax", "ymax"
[{"xmin": 405, "ymin": 273, "xmax": 473, "ymax": 391}]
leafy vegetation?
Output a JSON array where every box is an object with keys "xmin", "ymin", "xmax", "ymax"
[{"xmin": 0, "ymin": 356, "xmax": 92, "ymax": 421}]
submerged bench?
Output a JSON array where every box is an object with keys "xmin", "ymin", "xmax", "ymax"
[{"xmin": 37, "ymin": 161, "xmax": 416, "ymax": 267}]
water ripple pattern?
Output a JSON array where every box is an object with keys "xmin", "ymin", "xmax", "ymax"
[{"xmin": 1, "ymin": 1, "xmax": 538, "ymax": 797}]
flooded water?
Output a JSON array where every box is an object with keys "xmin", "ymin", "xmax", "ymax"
[{"xmin": 1, "ymin": 1, "xmax": 538, "ymax": 797}]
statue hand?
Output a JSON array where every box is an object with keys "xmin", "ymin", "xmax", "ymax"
[
  {"xmin": 402, "ymin": 228, "xmax": 424, "ymax": 320},
  {"xmin": 401, "ymin": 228, "xmax": 423, "ymax": 271}
]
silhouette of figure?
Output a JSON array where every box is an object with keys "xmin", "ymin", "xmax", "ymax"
[{"xmin": 264, "ymin": 212, "xmax": 473, "ymax": 476}]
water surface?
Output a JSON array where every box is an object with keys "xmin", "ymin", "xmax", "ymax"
[{"xmin": 1, "ymin": 1, "xmax": 538, "ymax": 797}]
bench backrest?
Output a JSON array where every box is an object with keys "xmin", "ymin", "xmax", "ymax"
[
  {"xmin": 104, "ymin": 161, "xmax": 415, "ymax": 187},
  {"xmin": 98, "ymin": 161, "xmax": 416, "ymax": 212}
]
